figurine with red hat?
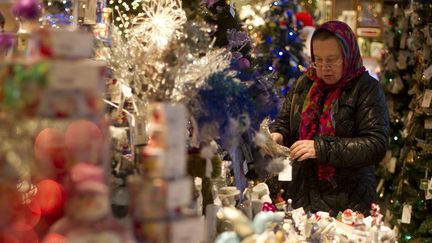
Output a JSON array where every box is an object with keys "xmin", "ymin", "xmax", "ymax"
[
  {"xmin": 296, "ymin": 11, "xmax": 315, "ymax": 61},
  {"xmin": 43, "ymin": 163, "xmax": 136, "ymax": 243}
]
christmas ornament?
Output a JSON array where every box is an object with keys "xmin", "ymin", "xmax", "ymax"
[
  {"xmin": 11, "ymin": 0, "xmax": 42, "ymax": 20},
  {"xmin": 235, "ymin": 57, "xmax": 251, "ymax": 70},
  {"xmin": 29, "ymin": 179, "xmax": 64, "ymax": 215},
  {"xmin": 45, "ymin": 163, "xmax": 135, "ymax": 243},
  {"xmin": 34, "ymin": 128, "xmax": 66, "ymax": 173},
  {"xmin": 128, "ymin": 0, "xmax": 186, "ymax": 50},
  {"xmin": 64, "ymin": 120, "xmax": 104, "ymax": 164}
]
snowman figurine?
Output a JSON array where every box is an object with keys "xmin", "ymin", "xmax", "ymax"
[{"xmin": 44, "ymin": 163, "xmax": 136, "ymax": 243}]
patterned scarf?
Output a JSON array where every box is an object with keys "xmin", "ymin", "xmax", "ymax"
[{"xmin": 299, "ymin": 21, "xmax": 366, "ymax": 181}]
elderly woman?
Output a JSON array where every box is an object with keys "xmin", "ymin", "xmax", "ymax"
[{"xmin": 270, "ymin": 21, "xmax": 389, "ymax": 216}]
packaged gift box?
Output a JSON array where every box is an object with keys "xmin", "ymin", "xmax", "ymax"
[
  {"xmin": 35, "ymin": 29, "xmax": 95, "ymax": 59},
  {"xmin": 138, "ymin": 103, "xmax": 187, "ymax": 179}
]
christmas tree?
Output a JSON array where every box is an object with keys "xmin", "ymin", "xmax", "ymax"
[
  {"xmin": 378, "ymin": 1, "xmax": 432, "ymax": 241},
  {"xmin": 240, "ymin": 0, "xmax": 309, "ymax": 96}
]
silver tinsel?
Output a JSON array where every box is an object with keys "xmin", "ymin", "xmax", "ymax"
[{"xmin": 98, "ymin": 0, "xmax": 232, "ymax": 104}]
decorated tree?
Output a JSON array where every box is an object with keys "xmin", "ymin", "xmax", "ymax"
[
  {"xmin": 378, "ymin": 0, "xmax": 432, "ymax": 241},
  {"xmin": 239, "ymin": 0, "xmax": 309, "ymax": 96}
]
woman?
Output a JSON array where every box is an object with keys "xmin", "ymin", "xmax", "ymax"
[{"xmin": 270, "ymin": 21, "xmax": 389, "ymax": 216}]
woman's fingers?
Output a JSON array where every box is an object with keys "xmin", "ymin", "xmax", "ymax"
[{"xmin": 290, "ymin": 140, "xmax": 316, "ymax": 161}]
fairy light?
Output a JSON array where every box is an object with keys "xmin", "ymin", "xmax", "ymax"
[
  {"xmin": 109, "ymin": 0, "xmax": 144, "ymax": 32},
  {"xmin": 239, "ymin": 3, "xmax": 269, "ymax": 28}
]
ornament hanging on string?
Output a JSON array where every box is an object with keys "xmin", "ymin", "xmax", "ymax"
[
  {"xmin": 420, "ymin": 169, "xmax": 429, "ymax": 190},
  {"xmin": 405, "ymin": 150, "xmax": 415, "ymax": 164},
  {"xmin": 11, "ymin": 0, "xmax": 42, "ymax": 56},
  {"xmin": 12, "ymin": 0, "xmax": 42, "ymax": 21}
]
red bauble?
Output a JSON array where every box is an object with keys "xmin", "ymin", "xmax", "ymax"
[
  {"xmin": 43, "ymin": 233, "xmax": 67, "ymax": 243},
  {"xmin": 34, "ymin": 128, "xmax": 66, "ymax": 169},
  {"xmin": 64, "ymin": 120, "xmax": 103, "ymax": 163},
  {"xmin": 30, "ymin": 179, "xmax": 64, "ymax": 216}
]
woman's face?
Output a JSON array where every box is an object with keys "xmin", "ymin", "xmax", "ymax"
[{"xmin": 312, "ymin": 38, "xmax": 343, "ymax": 85}]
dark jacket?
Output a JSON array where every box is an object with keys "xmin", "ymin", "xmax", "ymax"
[{"xmin": 270, "ymin": 72, "xmax": 389, "ymax": 216}]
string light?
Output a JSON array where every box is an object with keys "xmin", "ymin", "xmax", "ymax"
[{"xmin": 108, "ymin": 0, "xmax": 144, "ymax": 33}]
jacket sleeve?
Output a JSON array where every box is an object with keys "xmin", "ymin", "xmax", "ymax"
[
  {"xmin": 269, "ymin": 91, "xmax": 293, "ymax": 146},
  {"xmin": 314, "ymin": 78, "xmax": 389, "ymax": 168}
]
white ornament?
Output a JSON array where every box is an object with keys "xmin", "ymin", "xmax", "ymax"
[{"xmin": 130, "ymin": 0, "xmax": 186, "ymax": 51}]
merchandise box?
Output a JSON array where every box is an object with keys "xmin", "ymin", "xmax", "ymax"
[{"xmin": 35, "ymin": 29, "xmax": 95, "ymax": 59}]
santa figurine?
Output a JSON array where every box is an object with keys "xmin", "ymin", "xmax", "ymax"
[
  {"xmin": 370, "ymin": 203, "xmax": 383, "ymax": 226},
  {"xmin": 341, "ymin": 209, "xmax": 355, "ymax": 226},
  {"xmin": 275, "ymin": 189, "xmax": 286, "ymax": 211},
  {"xmin": 43, "ymin": 163, "xmax": 136, "ymax": 243}
]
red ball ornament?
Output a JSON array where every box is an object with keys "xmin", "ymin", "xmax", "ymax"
[
  {"xmin": 11, "ymin": 203, "xmax": 41, "ymax": 231},
  {"xmin": 65, "ymin": 120, "xmax": 103, "ymax": 163},
  {"xmin": 34, "ymin": 128, "xmax": 66, "ymax": 169},
  {"xmin": 43, "ymin": 233, "xmax": 67, "ymax": 243},
  {"xmin": 30, "ymin": 179, "xmax": 64, "ymax": 215}
]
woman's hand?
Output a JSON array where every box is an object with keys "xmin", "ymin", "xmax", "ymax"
[
  {"xmin": 271, "ymin": 132, "xmax": 284, "ymax": 145},
  {"xmin": 290, "ymin": 140, "xmax": 316, "ymax": 161}
]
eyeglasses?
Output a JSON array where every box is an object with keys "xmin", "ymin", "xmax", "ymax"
[{"xmin": 311, "ymin": 57, "xmax": 343, "ymax": 69}]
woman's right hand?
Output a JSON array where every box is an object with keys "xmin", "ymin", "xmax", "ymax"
[{"xmin": 271, "ymin": 132, "xmax": 284, "ymax": 145}]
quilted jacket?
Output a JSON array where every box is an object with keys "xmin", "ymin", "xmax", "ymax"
[{"xmin": 270, "ymin": 72, "xmax": 389, "ymax": 216}]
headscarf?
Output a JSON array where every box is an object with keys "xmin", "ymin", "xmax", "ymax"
[{"xmin": 299, "ymin": 21, "xmax": 366, "ymax": 181}]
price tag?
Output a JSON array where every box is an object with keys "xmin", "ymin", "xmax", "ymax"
[
  {"xmin": 278, "ymin": 158, "xmax": 292, "ymax": 181},
  {"xmin": 425, "ymin": 118, "xmax": 432, "ymax": 130},
  {"xmin": 229, "ymin": 0, "xmax": 235, "ymax": 17},
  {"xmin": 421, "ymin": 89, "xmax": 432, "ymax": 108},
  {"xmin": 167, "ymin": 178, "xmax": 192, "ymax": 210},
  {"xmin": 423, "ymin": 66, "xmax": 432, "ymax": 80},
  {"xmin": 420, "ymin": 179, "xmax": 429, "ymax": 190},
  {"xmin": 47, "ymin": 61, "xmax": 103, "ymax": 91},
  {"xmin": 50, "ymin": 31, "xmax": 95, "ymax": 59},
  {"xmin": 400, "ymin": 33, "xmax": 408, "ymax": 49},
  {"xmin": 401, "ymin": 204, "xmax": 412, "ymax": 224},
  {"xmin": 388, "ymin": 157, "xmax": 397, "ymax": 173},
  {"xmin": 134, "ymin": 115, "xmax": 148, "ymax": 145},
  {"xmin": 426, "ymin": 179, "xmax": 432, "ymax": 200}
]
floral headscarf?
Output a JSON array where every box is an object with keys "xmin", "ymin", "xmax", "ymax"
[{"xmin": 299, "ymin": 21, "xmax": 366, "ymax": 181}]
